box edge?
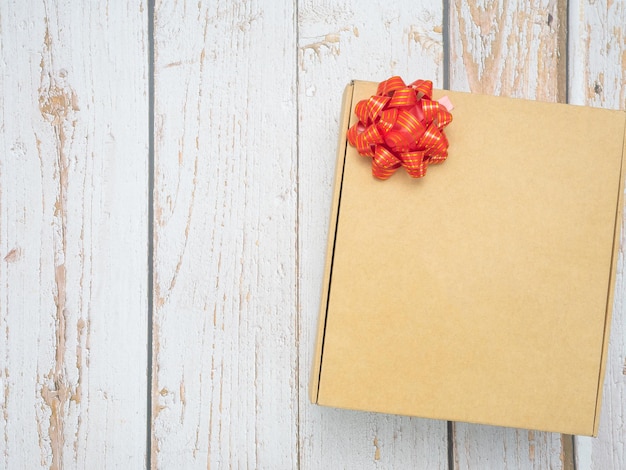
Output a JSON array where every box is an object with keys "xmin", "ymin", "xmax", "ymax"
[
  {"xmin": 309, "ymin": 81, "xmax": 355, "ymax": 404},
  {"xmin": 593, "ymin": 111, "xmax": 626, "ymax": 436}
]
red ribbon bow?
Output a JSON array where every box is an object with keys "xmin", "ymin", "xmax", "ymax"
[{"xmin": 347, "ymin": 76, "xmax": 453, "ymax": 180}]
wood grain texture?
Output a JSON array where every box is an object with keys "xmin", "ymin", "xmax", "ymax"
[
  {"xmin": 449, "ymin": 0, "xmax": 566, "ymax": 101},
  {"xmin": 1, "ymin": 1, "xmax": 624, "ymax": 467},
  {"xmin": 568, "ymin": 0, "xmax": 626, "ymax": 110},
  {"xmin": 151, "ymin": 1, "xmax": 298, "ymax": 468},
  {"xmin": 0, "ymin": 0, "xmax": 148, "ymax": 468},
  {"xmin": 449, "ymin": 0, "xmax": 570, "ymax": 468},
  {"xmin": 452, "ymin": 425, "xmax": 569, "ymax": 469},
  {"xmin": 297, "ymin": 1, "xmax": 449, "ymax": 468},
  {"xmin": 569, "ymin": 1, "xmax": 626, "ymax": 468}
]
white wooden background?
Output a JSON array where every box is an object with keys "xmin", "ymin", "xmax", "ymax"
[{"xmin": 1, "ymin": 0, "xmax": 624, "ymax": 468}]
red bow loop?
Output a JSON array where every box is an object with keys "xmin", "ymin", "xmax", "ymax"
[
  {"xmin": 401, "ymin": 151, "xmax": 428, "ymax": 178},
  {"xmin": 378, "ymin": 108, "xmax": 398, "ymax": 133},
  {"xmin": 353, "ymin": 100, "xmax": 370, "ymax": 125},
  {"xmin": 409, "ymin": 79, "xmax": 433, "ymax": 99},
  {"xmin": 388, "ymin": 87, "xmax": 418, "ymax": 108},
  {"xmin": 421, "ymin": 99, "xmax": 453, "ymax": 130},
  {"xmin": 347, "ymin": 76, "xmax": 453, "ymax": 179},
  {"xmin": 365, "ymin": 95, "xmax": 390, "ymax": 122},
  {"xmin": 376, "ymin": 76, "xmax": 407, "ymax": 96},
  {"xmin": 372, "ymin": 145, "xmax": 401, "ymax": 180},
  {"xmin": 418, "ymin": 123, "xmax": 448, "ymax": 159}
]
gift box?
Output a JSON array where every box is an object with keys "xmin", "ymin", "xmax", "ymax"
[{"xmin": 310, "ymin": 80, "xmax": 626, "ymax": 436}]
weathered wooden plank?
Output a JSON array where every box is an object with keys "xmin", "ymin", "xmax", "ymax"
[
  {"xmin": 151, "ymin": 1, "xmax": 298, "ymax": 468},
  {"xmin": 449, "ymin": 0, "xmax": 566, "ymax": 101},
  {"xmin": 451, "ymin": 424, "xmax": 571, "ymax": 469},
  {"xmin": 297, "ymin": 2, "xmax": 449, "ymax": 468},
  {"xmin": 449, "ymin": 0, "xmax": 570, "ymax": 468},
  {"xmin": 568, "ymin": 0, "xmax": 626, "ymax": 111},
  {"xmin": 569, "ymin": 1, "xmax": 626, "ymax": 468},
  {"xmin": 0, "ymin": 0, "xmax": 148, "ymax": 468}
]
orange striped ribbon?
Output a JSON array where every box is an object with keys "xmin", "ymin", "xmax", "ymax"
[{"xmin": 347, "ymin": 76, "xmax": 453, "ymax": 180}]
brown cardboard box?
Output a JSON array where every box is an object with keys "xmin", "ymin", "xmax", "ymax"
[{"xmin": 311, "ymin": 80, "xmax": 626, "ymax": 436}]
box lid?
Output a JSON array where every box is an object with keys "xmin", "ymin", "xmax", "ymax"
[{"xmin": 311, "ymin": 80, "xmax": 626, "ymax": 436}]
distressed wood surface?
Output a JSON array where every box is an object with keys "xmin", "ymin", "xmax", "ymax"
[
  {"xmin": 2, "ymin": 0, "xmax": 626, "ymax": 468},
  {"xmin": 0, "ymin": 0, "xmax": 148, "ymax": 468},
  {"xmin": 297, "ymin": 1, "xmax": 450, "ymax": 468},
  {"xmin": 449, "ymin": 0, "xmax": 566, "ymax": 101},
  {"xmin": 569, "ymin": 1, "xmax": 626, "ymax": 469},
  {"xmin": 151, "ymin": 1, "xmax": 298, "ymax": 468},
  {"xmin": 451, "ymin": 425, "xmax": 568, "ymax": 469},
  {"xmin": 449, "ymin": 0, "xmax": 572, "ymax": 468}
]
